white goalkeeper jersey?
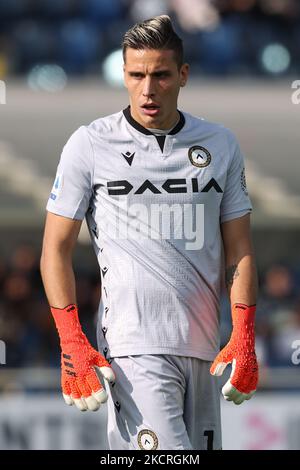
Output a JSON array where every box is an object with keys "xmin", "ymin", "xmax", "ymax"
[{"xmin": 46, "ymin": 107, "xmax": 252, "ymax": 361}]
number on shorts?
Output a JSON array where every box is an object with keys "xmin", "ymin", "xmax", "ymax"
[{"xmin": 204, "ymin": 430, "xmax": 214, "ymax": 450}]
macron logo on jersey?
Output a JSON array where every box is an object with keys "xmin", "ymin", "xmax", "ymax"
[{"xmin": 121, "ymin": 151, "xmax": 135, "ymax": 166}]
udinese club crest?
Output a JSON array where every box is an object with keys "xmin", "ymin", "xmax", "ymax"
[
  {"xmin": 188, "ymin": 146, "xmax": 212, "ymax": 168},
  {"xmin": 137, "ymin": 429, "xmax": 159, "ymax": 450}
]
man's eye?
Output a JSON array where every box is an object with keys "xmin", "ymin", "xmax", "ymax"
[
  {"xmin": 131, "ymin": 73, "xmax": 143, "ymax": 78},
  {"xmin": 155, "ymin": 72, "xmax": 168, "ymax": 78}
]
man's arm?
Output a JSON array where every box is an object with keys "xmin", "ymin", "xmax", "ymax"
[
  {"xmin": 221, "ymin": 213, "xmax": 258, "ymax": 306},
  {"xmin": 40, "ymin": 212, "xmax": 82, "ymax": 307},
  {"xmin": 210, "ymin": 213, "xmax": 259, "ymax": 405},
  {"xmin": 40, "ymin": 212, "xmax": 115, "ymax": 412}
]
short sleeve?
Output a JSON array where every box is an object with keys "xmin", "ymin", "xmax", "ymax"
[
  {"xmin": 46, "ymin": 126, "xmax": 94, "ymax": 220},
  {"xmin": 220, "ymin": 130, "xmax": 252, "ymax": 223}
]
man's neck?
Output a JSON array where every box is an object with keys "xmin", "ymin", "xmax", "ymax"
[{"xmin": 146, "ymin": 117, "xmax": 180, "ymax": 136}]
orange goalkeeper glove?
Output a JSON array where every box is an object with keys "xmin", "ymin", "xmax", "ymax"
[
  {"xmin": 210, "ymin": 303, "xmax": 258, "ymax": 405},
  {"xmin": 51, "ymin": 304, "xmax": 115, "ymax": 412}
]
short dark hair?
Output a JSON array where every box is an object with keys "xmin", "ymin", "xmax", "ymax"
[{"xmin": 122, "ymin": 15, "xmax": 184, "ymax": 68}]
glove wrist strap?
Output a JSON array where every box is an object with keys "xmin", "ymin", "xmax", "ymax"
[
  {"xmin": 231, "ymin": 303, "xmax": 256, "ymax": 346},
  {"xmin": 50, "ymin": 304, "xmax": 85, "ymax": 344}
]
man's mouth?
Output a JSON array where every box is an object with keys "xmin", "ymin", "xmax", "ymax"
[
  {"xmin": 141, "ymin": 103, "xmax": 160, "ymax": 116},
  {"xmin": 142, "ymin": 103, "xmax": 160, "ymax": 109}
]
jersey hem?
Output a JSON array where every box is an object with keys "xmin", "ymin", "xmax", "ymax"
[{"xmin": 107, "ymin": 345, "xmax": 218, "ymax": 362}]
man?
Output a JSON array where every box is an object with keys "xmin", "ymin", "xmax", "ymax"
[{"xmin": 40, "ymin": 15, "xmax": 258, "ymax": 450}]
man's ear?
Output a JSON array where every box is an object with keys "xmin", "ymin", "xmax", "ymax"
[{"xmin": 180, "ymin": 63, "xmax": 189, "ymax": 87}]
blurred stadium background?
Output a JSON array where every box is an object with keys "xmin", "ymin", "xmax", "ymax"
[{"xmin": 0, "ymin": 0, "xmax": 300, "ymax": 450}]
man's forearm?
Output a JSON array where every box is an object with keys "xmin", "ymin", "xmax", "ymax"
[
  {"xmin": 40, "ymin": 250, "xmax": 115, "ymax": 413},
  {"xmin": 211, "ymin": 251, "xmax": 259, "ymax": 402},
  {"xmin": 225, "ymin": 253, "xmax": 257, "ymax": 306},
  {"xmin": 40, "ymin": 250, "xmax": 77, "ymax": 308},
  {"xmin": 212, "ymin": 225, "xmax": 259, "ymax": 402}
]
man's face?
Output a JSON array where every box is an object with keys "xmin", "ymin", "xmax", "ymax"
[{"xmin": 123, "ymin": 48, "xmax": 189, "ymax": 129}]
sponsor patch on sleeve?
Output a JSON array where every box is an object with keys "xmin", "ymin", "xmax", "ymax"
[{"xmin": 49, "ymin": 172, "xmax": 63, "ymax": 201}]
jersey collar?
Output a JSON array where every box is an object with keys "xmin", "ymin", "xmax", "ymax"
[{"xmin": 123, "ymin": 106, "xmax": 185, "ymax": 136}]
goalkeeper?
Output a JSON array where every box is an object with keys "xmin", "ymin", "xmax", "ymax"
[{"xmin": 40, "ymin": 15, "xmax": 258, "ymax": 450}]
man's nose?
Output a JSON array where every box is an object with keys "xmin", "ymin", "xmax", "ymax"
[{"xmin": 142, "ymin": 76, "xmax": 155, "ymax": 97}]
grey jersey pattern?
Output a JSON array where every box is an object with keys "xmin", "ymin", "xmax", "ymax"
[{"xmin": 46, "ymin": 109, "xmax": 252, "ymax": 360}]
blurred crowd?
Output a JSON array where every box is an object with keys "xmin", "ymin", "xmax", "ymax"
[
  {"xmin": 0, "ymin": 0, "xmax": 299, "ymax": 77},
  {"xmin": 0, "ymin": 243, "xmax": 300, "ymax": 369}
]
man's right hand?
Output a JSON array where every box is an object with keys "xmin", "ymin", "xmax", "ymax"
[{"xmin": 51, "ymin": 304, "xmax": 116, "ymax": 411}]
